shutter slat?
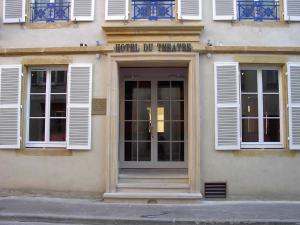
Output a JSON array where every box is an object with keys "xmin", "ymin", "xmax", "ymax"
[
  {"xmin": 284, "ymin": 0, "xmax": 300, "ymax": 21},
  {"xmin": 3, "ymin": 0, "xmax": 26, "ymax": 23},
  {"xmin": 71, "ymin": 0, "xmax": 95, "ymax": 21},
  {"xmin": 288, "ymin": 63, "xmax": 300, "ymax": 150},
  {"xmin": 215, "ymin": 62, "xmax": 240, "ymax": 150},
  {"xmin": 0, "ymin": 65, "xmax": 22, "ymax": 149},
  {"xmin": 213, "ymin": 0, "xmax": 236, "ymax": 20},
  {"xmin": 67, "ymin": 64, "xmax": 92, "ymax": 150},
  {"xmin": 179, "ymin": 0, "xmax": 202, "ymax": 20},
  {"xmin": 106, "ymin": 0, "xmax": 128, "ymax": 20}
]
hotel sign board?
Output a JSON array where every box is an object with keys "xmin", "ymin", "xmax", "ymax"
[{"xmin": 114, "ymin": 43, "xmax": 193, "ymax": 53}]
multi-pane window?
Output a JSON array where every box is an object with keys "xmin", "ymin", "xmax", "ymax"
[
  {"xmin": 241, "ymin": 67, "xmax": 282, "ymax": 148},
  {"xmin": 27, "ymin": 68, "xmax": 67, "ymax": 147}
]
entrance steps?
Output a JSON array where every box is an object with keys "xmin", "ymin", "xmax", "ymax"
[{"xmin": 103, "ymin": 169, "xmax": 202, "ymax": 203}]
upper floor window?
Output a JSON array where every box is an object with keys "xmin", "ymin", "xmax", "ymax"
[
  {"xmin": 237, "ymin": 0, "xmax": 279, "ymax": 21},
  {"xmin": 132, "ymin": 0, "xmax": 175, "ymax": 20},
  {"xmin": 31, "ymin": 0, "xmax": 71, "ymax": 23}
]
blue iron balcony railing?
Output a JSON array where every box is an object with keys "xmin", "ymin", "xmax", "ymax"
[
  {"xmin": 132, "ymin": 0, "xmax": 175, "ymax": 20},
  {"xmin": 237, "ymin": 0, "xmax": 279, "ymax": 21},
  {"xmin": 31, "ymin": 2, "xmax": 70, "ymax": 23}
]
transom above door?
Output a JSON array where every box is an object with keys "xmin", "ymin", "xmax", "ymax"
[{"xmin": 119, "ymin": 70, "xmax": 187, "ymax": 168}]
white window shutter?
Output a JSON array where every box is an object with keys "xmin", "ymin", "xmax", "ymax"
[
  {"xmin": 213, "ymin": 0, "xmax": 236, "ymax": 20},
  {"xmin": 284, "ymin": 0, "xmax": 300, "ymax": 21},
  {"xmin": 71, "ymin": 0, "xmax": 95, "ymax": 21},
  {"xmin": 67, "ymin": 64, "xmax": 92, "ymax": 150},
  {"xmin": 0, "ymin": 65, "xmax": 22, "ymax": 149},
  {"xmin": 287, "ymin": 63, "xmax": 300, "ymax": 150},
  {"xmin": 3, "ymin": 0, "xmax": 26, "ymax": 23},
  {"xmin": 215, "ymin": 62, "xmax": 240, "ymax": 150},
  {"xmin": 105, "ymin": 0, "xmax": 129, "ymax": 20},
  {"xmin": 178, "ymin": 0, "xmax": 202, "ymax": 20}
]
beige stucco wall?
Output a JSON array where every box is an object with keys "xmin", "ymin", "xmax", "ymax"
[{"xmin": 0, "ymin": 0, "xmax": 300, "ymax": 200}]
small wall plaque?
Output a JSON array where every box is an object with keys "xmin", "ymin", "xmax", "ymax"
[{"xmin": 92, "ymin": 98, "xmax": 106, "ymax": 115}]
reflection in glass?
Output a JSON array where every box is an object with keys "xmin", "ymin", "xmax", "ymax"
[
  {"xmin": 138, "ymin": 122, "xmax": 151, "ymax": 141},
  {"xmin": 31, "ymin": 71, "xmax": 46, "ymax": 93},
  {"xmin": 158, "ymin": 122, "xmax": 170, "ymax": 141},
  {"xmin": 138, "ymin": 142, "xmax": 151, "ymax": 161},
  {"xmin": 263, "ymin": 94, "xmax": 279, "ymax": 117},
  {"xmin": 242, "ymin": 119, "xmax": 259, "ymax": 142},
  {"xmin": 172, "ymin": 142, "xmax": 184, "ymax": 161},
  {"xmin": 138, "ymin": 101, "xmax": 151, "ymax": 121},
  {"xmin": 242, "ymin": 94, "xmax": 258, "ymax": 117},
  {"xmin": 262, "ymin": 70, "xmax": 279, "ymax": 93},
  {"xmin": 125, "ymin": 142, "xmax": 137, "ymax": 161},
  {"xmin": 157, "ymin": 101, "xmax": 170, "ymax": 120},
  {"xmin": 51, "ymin": 70, "xmax": 67, "ymax": 93},
  {"xmin": 241, "ymin": 70, "xmax": 257, "ymax": 92},
  {"xmin": 30, "ymin": 95, "xmax": 45, "ymax": 117},
  {"xmin": 158, "ymin": 81, "xmax": 170, "ymax": 100},
  {"xmin": 50, "ymin": 94, "xmax": 66, "ymax": 117},
  {"xmin": 158, "ymin": 142, "xmax": 170, "ymax": 161},
  {"xmin": 50, "ymin": 119, "xmax": 66, "ymax": 141},
  {"xmin": 157, "ymin": 107, "xmax": 165, "ymax": 133},
  {"xmin": 264, "ymin": 119, "xmax": 280, "ymax": 142},
  {"xmin": 29, "ymin": 119, "xmax": 45, "ymax": 141}
]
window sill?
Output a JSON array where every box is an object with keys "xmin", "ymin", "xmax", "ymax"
[
  {"xmin": 232, "ymin": 21, "xmax": 289, "ymax": 27},
  {"xmin": 222, "ymin": 149, "xmax": 298, "ymax": 157},
  {"xmin": 16, "ymin": 148, "xmax": 72, "ymax": 156},
  {"xmin": 24, "ymin": 21, "xmax": 74, "ymax": 29}
]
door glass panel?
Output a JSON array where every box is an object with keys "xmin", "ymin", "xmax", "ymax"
[
  {"xmin": 157, "ymin": 101, "xmax": 170, "ymax": 120},
  {"xmin": 138, "ymin": 142, "xmax": 151, "ymax": 161},
  {"xmin": 171, "ymin": 81, "xmax": 184, "ymax": 100},
  {"xmin": 158, "ymin": 81, "xmax": 170, "ymax": 100},
  {"xmin": 158, "ymin": 121, "xmax": 170, "ymax": 141},
  {"xmin": 138, "ymin": 121, "xmax": 151, "ymax": 141},
  {"xmin": 158, "ymin": 142, "xmax": 170, "ymax": 161},
  {"xmin": 171, "ymin": 101, "xmax": 184, "ymax": 120},
  {"xmin": 138, "ymin": 81, "xmax": 151, "ymax": 100},
  {"xmin": 138, "ymin": 101, "xmax": 151, "ymax": 121},
  {"xmin": 125, "ymin": 142, "xmax": 137, "ymax": 161},
  {"xmin": 125, "ymin": 121, "xmax": 137, "ymax": 140},
  {"xmin": 125, "ymin": 101, "xmax": 137, "ymax": 120},
  {"xmin": 125, "ymin": 81, "xmax": 138, "ymax": 100},
  {"xmin": 172, "ymin": 142, "xmax": 184, "ymax": 161},
  {"xmin": 172, "ymin": 122, "xmax": 184, "ymax": 141}
]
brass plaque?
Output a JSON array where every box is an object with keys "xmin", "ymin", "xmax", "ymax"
[{"xmin": 92, "ymin": 98, "xmax": 106, "ymax": 115}]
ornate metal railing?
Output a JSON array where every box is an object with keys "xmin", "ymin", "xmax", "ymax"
[
  {"xmin": 132, "ymin": 0, "xmax": 175, "ymax": 20},
  {"xmin": 237, "ymin": 0, "xmax": 279, "ymax": 21},
  {"xmin": 31, "ymin": 2, "xmax": 70, "ymax": 23}
]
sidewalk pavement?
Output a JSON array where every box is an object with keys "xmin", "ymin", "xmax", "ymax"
[{"xmin": 0, "ymin": 196, "xmax": 300, "ymax": 225}]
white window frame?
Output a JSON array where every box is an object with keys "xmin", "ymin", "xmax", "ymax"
[
  {"xmin": 240, "ymin": 65, "xmax": 284, "ymax": 149},
  {"xmin": 26, "ymin": 67, "xmax": 67, "ymax": 148}
]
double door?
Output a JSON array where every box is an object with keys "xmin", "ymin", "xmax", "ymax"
[{"xmin": 120, "ymin": 77, "xmax": 187, "ymax": 168}]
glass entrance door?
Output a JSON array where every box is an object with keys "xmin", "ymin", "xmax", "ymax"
[{"xmin": 120, "ymin": 77, "xmax": 187, "ymax": 168}]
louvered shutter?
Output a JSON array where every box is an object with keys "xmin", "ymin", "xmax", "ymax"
[
  {"xmin": 71, "ymin": 0, "xmax": 95, "ymax": 21},
  {"xmin": 105, "ymin": 0, "xmax": 129, "ymax": 20},
  {"xmin": 287, "ymin": 63, "xmax": 300, "ymax": 150},
  {"xmin": 0, "ymin": 65, "xmax": 22, "ymax": 149},
  {"xmin": 213, "ymin": 0, "xmax": 236, "ymax": 20},
  {"xmin": 284, "ymin": 0, "xmax": 300, "ymax": 21},
  {"xmin": 3, "ymin": 0, "xmax": 26, "ymax": 23},
  {"xmin": 67, "ymin": 64, "xmax": 92, "ymax": 150},
  {"xmin": 178, "ymin": 0, "xmax": 202, "ymax": 20},
  {"xmin": 215, "ymin": 62, "xmax": 240, "ymax": 150}
]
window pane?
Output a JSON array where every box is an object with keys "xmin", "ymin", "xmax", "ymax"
[
  {"xmin": 50, "ymin": 94, "xmax": 66, "ymax": 117},
  {"xmin": 138, "ymin": 142, "xmax": 151, "ymax": 161},
  {"xmin": 51, "ymin": 70, "xmax": 67, "ymax": 93},
  {"xmin": 172, "ymin": 122, "xmax": 184, "ymax": 141},
  {"xmin": 29, "ymin": 119, "xmax": 45, "ymax": 141},
  {"xmin": 125, "ymin": 121, "xmax": 137, "ymax": 140},
  {"xmin": 262, "ymin": 70, "xmax": 279, "ymax": 93},
  {"xmin": 158, "ymin": 81, "xmax": 170, "ymax": 100},
  {"xmin": 171, "ymin": 101, "xmax": 184, "ymax": 120},
  {"xmin": 138, "ymin": 121, "xmax": 151, "ymax": 140},
  {"xmin": 263, "ymin": 94, "xmax": 279, "ymax": 117},
  {"xmin": 241, "ymin": 70, "xmax": 257, "ymax": 92},
  {"xmin": 157, "ymin": 101, "xmax": 170, "ymax": 121},
  {"xmin": 171, "ymin": 81, "xmax": 184, "ymax": 100},
  {"xmin": 30, "ymin": 95, "xmax": 45, "ymax": 117},
  {"xmin": 138, "ymin": 81, "xmax": 151, "ymax": 100},
  {"xmin": 242, "ymin": 94, "xmax": 258, "ymax": 117},
  {"xmin": 50, "ymin": 119, "xmax": 66, "ymax": 141},
  {"xmin": 30, "ymin": 71, "xmax": 46, "ymax": 93},
  {"xmin": 138, "ymin": 101, "xmax": 151, "ymax": 121},
  {"xmin": 125, "ymin": 142, "xmax": 137, "ymax": 161},
  {"xmin": 158, "ymin": 142, "xmax": 170, "ymax": 161},
  {"xmin": 172, "ymin": 142, "xmax": 184, "ymax": 161},
  {"xmin": 242, "ymin": 119, "xmax": 259, "ymax": 142},
  {"xmin": 158, "ymin": 121, "xmax": 170, "ymax": 141},
  {"xmin": 264, "ymin": 119, "xmax": 280, "ymax": 142},
  {"xmin": 125, "ymin": 101, "xmax": 137, "ymax": 120},
  {"xmin": 125, "ymin": 81, "xmax": 138, "ymax": 100}
]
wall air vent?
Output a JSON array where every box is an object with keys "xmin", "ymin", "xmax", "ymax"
[{"xmin": 204, "ymin": 182, "xmax": 227, "ymax": 199}]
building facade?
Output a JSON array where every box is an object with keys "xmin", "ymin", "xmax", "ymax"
[{"xmin": 0, "ymin": 0, "xmax": 300, "ymax": 203}]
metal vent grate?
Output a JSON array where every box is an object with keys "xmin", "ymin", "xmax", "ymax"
[{"xmin": 204, "ymin": 182, "xmax": 227, "ymax": 199}]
